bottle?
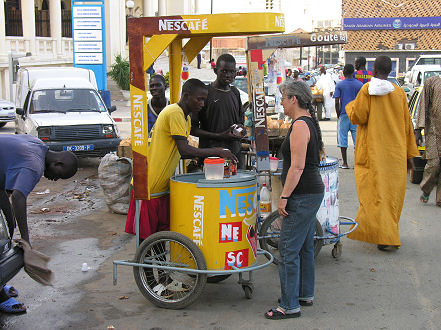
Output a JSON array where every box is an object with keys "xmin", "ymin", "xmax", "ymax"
[{"xmin": 260, "ymin": 183, "xmax": 272, "ymax": 218}]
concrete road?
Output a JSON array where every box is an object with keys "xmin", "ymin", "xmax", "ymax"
[{"xmin": 1, "ymin": 119, "xmax": 441, "ymax": 329}]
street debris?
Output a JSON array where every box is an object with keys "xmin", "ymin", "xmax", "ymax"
[
  {"xmin": 81, "ymin": 263, "xmax": 89, "ymax": 272},
  {"xmin": 119, "ymin": 296, "xmax": 129, "ymax": 300},
  {"xmin": 36, "ymin": 189, "xmax": 50, "ymax": 195}
]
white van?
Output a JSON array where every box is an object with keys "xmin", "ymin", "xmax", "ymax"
[
  {"xmin": 14, "ymin": 67, "xmax": 120, "ymax": 157},
  {"xmin": 404, "ymin": 54, "xmax": 441, "ymax": 84}
]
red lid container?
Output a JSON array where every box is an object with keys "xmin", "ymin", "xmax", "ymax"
[{"xmin": 204, "ymin": 157, "xmax": 224, "ymax": 165}]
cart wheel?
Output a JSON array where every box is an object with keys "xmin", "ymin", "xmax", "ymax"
[
  {"xmin": 133, "ymin": 231, "xmax": 207, "ymax": 309},
  {"xmin": 259, "ymin": 211, "xmax": 323, "ymax": 265},
  {"xmin": 331, "ymin": 241, "xmax": 342, "ymax": 258},
  {"xmin": 314, "ymin": 219, "xmax": 324, "ymax": 257},
  {"xmin": 242, "ymin": 285, "xmax": 254, "ymax": 299},
  {"xmin": 207, "ymin": 274, "xmax": 231, "ymax": 283}
]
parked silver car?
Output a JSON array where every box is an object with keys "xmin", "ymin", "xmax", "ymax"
[{"xmin": 0, "ymin": 99, "xmax": 16, "ymax": 128}]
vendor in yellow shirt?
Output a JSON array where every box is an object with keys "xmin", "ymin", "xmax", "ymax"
[{"xmin": 125, "ymin": 78, "xmax": 236, "ymax": 240}]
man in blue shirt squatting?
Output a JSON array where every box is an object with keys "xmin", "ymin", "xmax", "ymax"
[
  {"xmin": 0, "ymin": 135, "xmax": 78, "ymax": 314},
  {"xmin": 333, "ymin": 64, "xmax": 363, "ymax": 169}
]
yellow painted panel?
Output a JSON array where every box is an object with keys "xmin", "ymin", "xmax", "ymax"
[
  {"xmin": 169, "ymin": 39, "xmax": 183, "ymax": 103},
  {"xmin": 170, "ymin": 177, "xmax": 258, "ymax": 270},
  {"xmin": 138, "ymin": 13, "xmax": 285, "ymax": 36},
  {"xmin": 183, "ymin": 36, "xmax": 212, "ymax": 63},
  {"xmin": 143, "ymin": 34, "xmax": 178, "ymax": 72},
  {"xmin": 130, "ymin": 85, "xmax": 148, "ymax": 158}
]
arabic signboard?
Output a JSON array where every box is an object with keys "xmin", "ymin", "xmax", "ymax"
[{"xmin": 343, "ymin": 17, "xmax": 441, "ymax": 30}]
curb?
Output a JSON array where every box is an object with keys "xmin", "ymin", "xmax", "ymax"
[{"xmin": 113, "ymin": 117, "xmax": 131, "ymax": 122}]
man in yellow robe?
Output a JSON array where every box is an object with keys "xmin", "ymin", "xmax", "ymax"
[{"xmin": 346, "ymin": 56, "xmax": 419, "ymax": 250}]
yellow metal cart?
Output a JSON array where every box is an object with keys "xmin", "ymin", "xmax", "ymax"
[{"xmin": 113, "ymin": 13, "xmax": 284, "ymax": 309}]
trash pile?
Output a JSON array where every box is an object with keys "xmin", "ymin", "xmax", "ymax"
[{"xmin": 98, "ymin": 154, "xmax": 132, "ymax": 214}]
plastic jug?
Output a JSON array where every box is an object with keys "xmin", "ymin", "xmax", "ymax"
[{"xmin": 260, "ymin": 183, "xmax": 272, "ymax": 218}]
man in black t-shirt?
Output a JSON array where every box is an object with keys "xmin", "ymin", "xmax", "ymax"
[{"xmin": 191, "ymin": 54, "xmax": 246, "ymax": 168}]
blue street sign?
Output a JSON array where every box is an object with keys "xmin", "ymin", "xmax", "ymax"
[{"xmin": 72, "ymin": 0, "xmax": 107, "ymax": 91}]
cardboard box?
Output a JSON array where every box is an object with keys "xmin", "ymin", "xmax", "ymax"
[{"xmin": 117, "ymin": 145, "xmax": 132, "ymax": 159}]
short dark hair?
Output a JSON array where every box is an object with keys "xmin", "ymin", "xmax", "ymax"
[
  {"xmin": 181, "ymin": 78, "xmax": 207, "ymax": 95},
  {"xmin": 374, "ymin": 55, "xmax": 392, "ymax": 75},
  {"xmin": 59, "ymin": 151, "xmax": 78, "ymax": 179},
  {"xmin": 150, "ymin": 74, "xmax": 166, "ymax": 86},
  {"xmin": 343, "ymin": 64, "xmax": 355, "ymax": 76},
  {"xmin": 355, "ymin": 56, "xmax": 367, "ymax": 67},
  {"xmin": 216, "ymin": 54, "xmax": 236, "ymax": 68}
]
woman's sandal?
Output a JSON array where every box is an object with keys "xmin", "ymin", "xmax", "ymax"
[
  {"xmin": 4, "ymin": 285, "xmax": 19, "ymax": 298},
  {"xmin": 0, "ymin": 297, "xmax": 27, "ymax": 314},
  {"xmin": 265, "ymin": 308, "xmax": 300, "ymax": 320},
  {"xmin": 420, "ymin": 193, "xmax": 430, "ymax": 204}
]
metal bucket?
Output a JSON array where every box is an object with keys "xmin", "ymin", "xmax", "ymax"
[
  {"xmin": 317, "ymin": 156, "xmax": 339, "ymax": 243},
  {"xmin": 170, "ymin": 172, "xmax": 258, "ymax": 270}
]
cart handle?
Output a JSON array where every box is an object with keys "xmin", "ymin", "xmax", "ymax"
[{"xmin": 112, "ymin": 249, "xmax": 274, "ymax": 285}]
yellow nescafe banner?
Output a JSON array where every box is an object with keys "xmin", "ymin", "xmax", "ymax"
[{"xmin": 170, "ymin": 173, "xmax": 258, "ymax": 270}]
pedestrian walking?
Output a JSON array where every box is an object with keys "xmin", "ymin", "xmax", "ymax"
[
  {"xmin": 316, "ymin": 67, "xmax": 335, "ymax": 120},
  {"xmin": 0, "ymin": 135, "xmax": 78, "ymax": 313},
  {"xmin": 346, "ymin": 55, "xmax": 419, "ymax": 251},
  {"xmin": 333, "ymin": 64, "xmax": 363, "ymax": 169},
  {"xmin": 415, "ymin": 75, "xmax": 441, "ymax": 207},
  {"xmin": 354, "ymin": 56, "xmax": 372, "ymax": 84},
  {"xmin": 265, "ymin": 80, "xmax": 324, "ymax": 320},
  {"xmin": 197, "ymin": 53, "xmax": 202, "ymax": 69}
]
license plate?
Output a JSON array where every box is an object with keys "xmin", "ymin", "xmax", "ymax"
[
  {"xmin": 8, "ymin": 112, "xmax": 15, "ymax": 117},
  {"xmin": 63, "ymin": 144, "xmax": 94, "ymax": 152}
]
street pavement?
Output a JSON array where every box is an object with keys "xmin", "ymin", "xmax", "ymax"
[{"xmin": 1, "ymin": 103, "xmax": 441, "ymax": 329}]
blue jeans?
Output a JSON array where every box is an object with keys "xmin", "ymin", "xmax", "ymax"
[
  {"xmin": 337, "ymin": 113, "xmax": 357, "ymax": 148},
  {"xmin": 278, "ymin": 192, "xmax": 324, "ymax": 313}
]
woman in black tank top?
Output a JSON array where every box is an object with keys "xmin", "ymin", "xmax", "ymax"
[{"xmin": 265, "ymin": 80, "xmax": 325, "ymax": 320}]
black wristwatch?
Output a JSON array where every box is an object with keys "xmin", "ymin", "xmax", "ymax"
[{"xmin": 281, "ymin": 196, "xmax": 289, "ymax": 200}]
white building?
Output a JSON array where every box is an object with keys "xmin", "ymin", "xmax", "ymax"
[{"xmin": 0, "ymin": 0, "xmax": 342, "ymax": 100}]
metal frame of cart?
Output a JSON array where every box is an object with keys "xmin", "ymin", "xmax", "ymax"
[{"xmin": 113, "ymin": 13, "xmax": 285, "ymax": 310}]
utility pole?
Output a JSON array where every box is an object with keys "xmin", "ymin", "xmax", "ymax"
[{"xmin": 209, "ymin": 0, "xmax": 213, "ymax": 62}]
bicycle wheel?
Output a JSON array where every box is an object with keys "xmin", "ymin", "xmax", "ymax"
[
  {"xmin": 133, "ymin": 231, "xmax": 207, "ymax": 309},
  {"xmin": 259, "ymin": 211, "xmax": 323, "ymax": 265}
]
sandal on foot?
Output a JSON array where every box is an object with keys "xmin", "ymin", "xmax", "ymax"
[
  {"xmin": 377, "ymin": 245, "xmax": 400, "ymax": 251},
  {"xmin": 277, "ymin": 298, "xmax": 313, "ymax": 306},
  {"xmin": 265, "ymin": 308, "xmax": 300, "ymax": 320},
  {"xmin": 420, "ymin": 193, "xmax": 430, "ymax": 204},
  {"xmin": 339, "ymin": 164, "xmax": 350, "ymax": 169},
  {"xmin": 0, "ymin": 297, "xmax": 27, "ymax": 314},
  {"xmin": 4, "ymin": 285, "xmax": 18, "ymax": 298}
]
